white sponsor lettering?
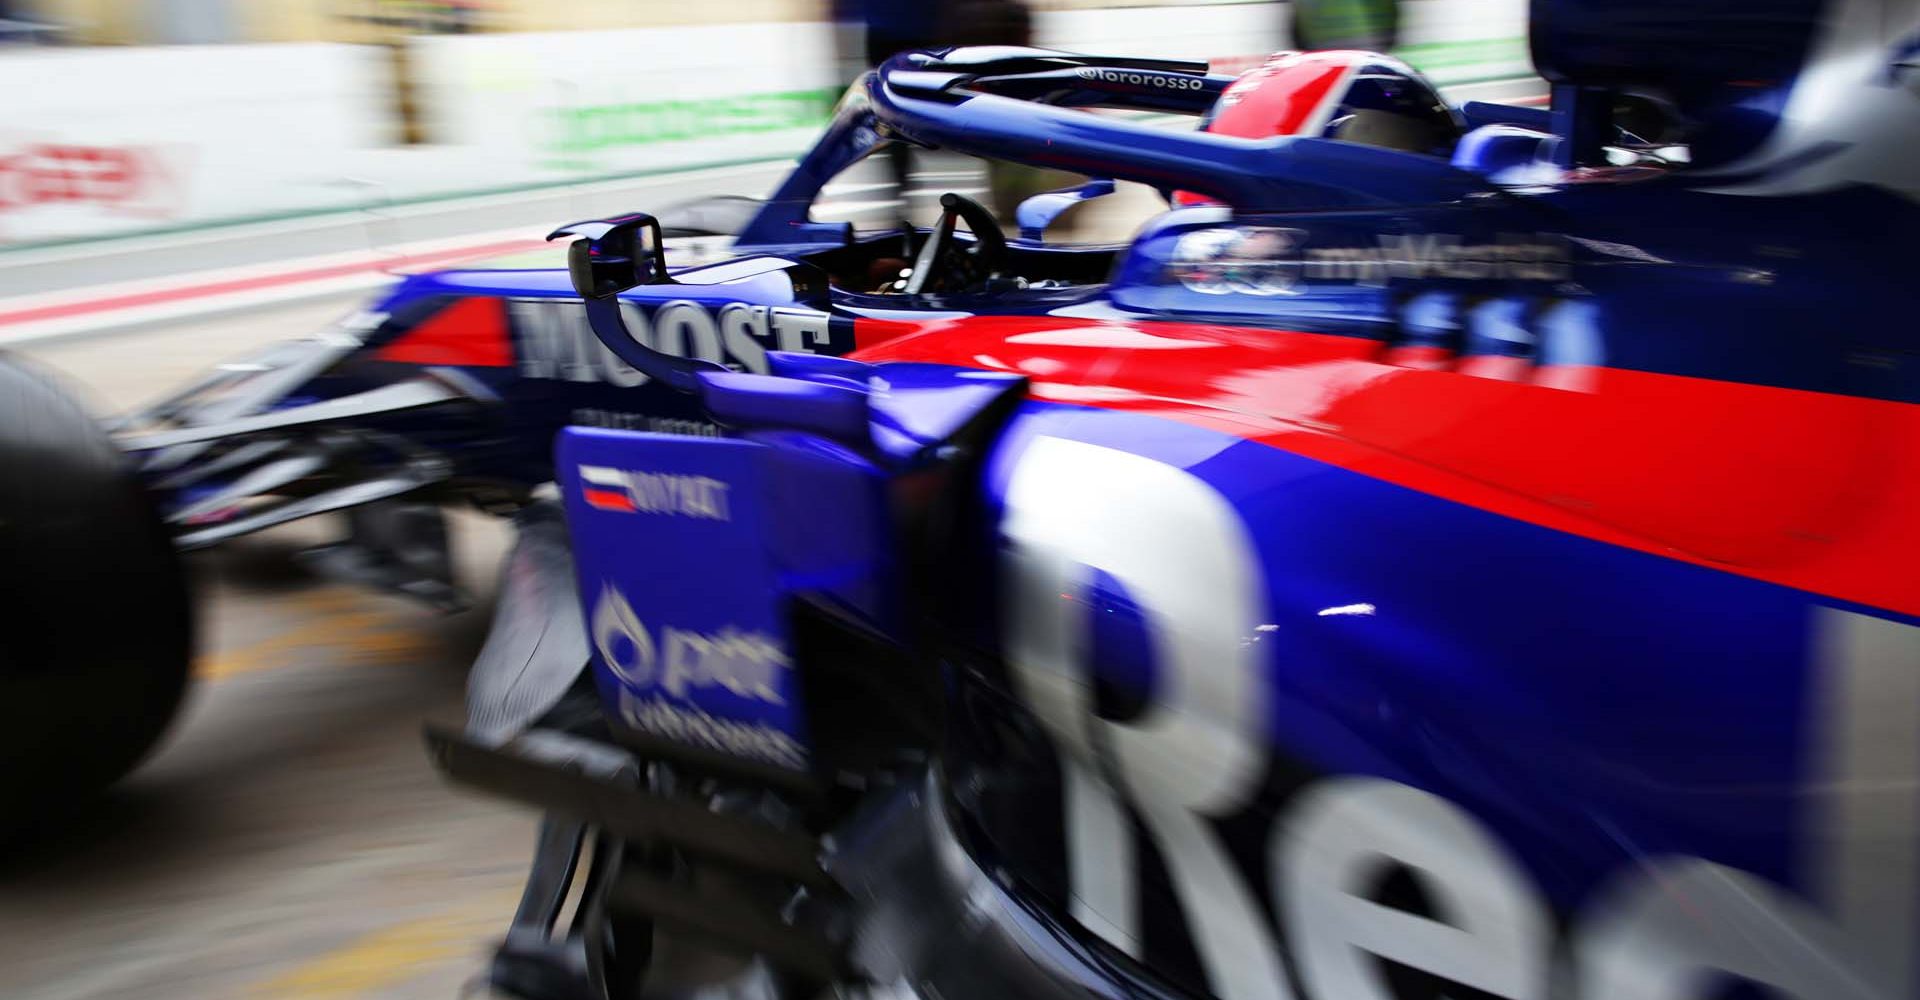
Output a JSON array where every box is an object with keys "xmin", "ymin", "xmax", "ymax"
[
  {"xmin": 718, "ymin": 302, "xmax": 770, "ymax": 374},
  {"xmin": 579, "ymin": 463, "xmax": 731, "ymax": 520},
  {"xmin": 661, "ymin": 625, "xmax": 787, "ymax": 703},
  {"xmin": 1169, "ymin": 228, "xmax": 1570, "ymax": 296},
  {"xmin": 618, "ymin": 694, "xmax": 807, "ymax": 770},
  {"xmin": 569, "ymin": 409, "xmax": 724, "ymax": 437},
  {"xmin": 1077, "ymin": 67, "xmax": 1206, "ymax": 90},
  {"xmin": 770, "ymin": 306, "xmax": 832, "ymax": 353},
  {"xmin": 511, "ymin": 298, "xmax": 831, "ymax": 385},
  {"xmin": 1000, "ymin": 435, "xmax": 1920, "ymax": 1000},
  {"xmin": 1303, "ymin": 233, "xmax": 1572, "ymax": 285},
  {"xmin": 651, "ymin": 300, "xmax": 722, "ymax": 361},
  {"xmin": 1281, "ymin": 778, "xmax": 1549, "ymax": 1000},
  {"xmin": 1004, "ymin": 436, "xmax": 1290, "ymax": 1000},
  {"xmin": 592, "ymin": 583, "xmax": 790, "ymax": 706}
]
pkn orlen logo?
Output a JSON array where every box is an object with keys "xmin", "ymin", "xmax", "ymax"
[
  {"xmin": 590, "ymin": 584, "xmax": 788, "ymax": 705},
  {"xmin": 590, "ymin": 583, "xmax": 807, "ymax": 770},
  {"xmin": 578, "ymin": 464, "xmax": 731, "ymax": 520}
]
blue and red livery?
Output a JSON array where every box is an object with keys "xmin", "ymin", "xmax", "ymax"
[{"xmin": 114, "ymin": 2, "xmax": 1920, "ymax": 996}]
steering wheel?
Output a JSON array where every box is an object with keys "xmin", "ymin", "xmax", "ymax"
[{"xmin": 901, "ymin": 192, "xmax": 1009, "ymax": 295}]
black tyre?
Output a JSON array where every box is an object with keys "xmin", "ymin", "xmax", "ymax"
[{"xmin": 0, "ymin": 354, "xmax": 193, "ymax": 829}]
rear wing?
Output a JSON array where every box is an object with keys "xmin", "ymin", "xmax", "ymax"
[{"xmin": 736, "ymin": 46, "xmax": 1492, "ymax": 247}]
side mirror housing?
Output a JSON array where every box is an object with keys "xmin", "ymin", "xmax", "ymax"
[
  {"xmin": 547, "ymin": 213, "xmax": 673, "ymax": 300},
  {"xmin": 545, "ymin": 212, "xmax": 722, "ymax": 394},
  {"xmin": 1015, "ymin": 178, "xmax": 1115, "ymax": 241}
]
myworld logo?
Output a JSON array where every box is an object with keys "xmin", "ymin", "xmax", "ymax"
[
  {"xmin": 1307, "ymin": 232, "xmax": 1572, "ymax": 285},
  {"xmin": 1169, "ymin": 226, "xmax": 1571, "ymax": 295}
]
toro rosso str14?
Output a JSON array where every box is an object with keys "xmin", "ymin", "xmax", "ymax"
[
  {"xmin": 430, "ymin": 2, "xmax": 1920, "ymax": 999},
  {"xmin": 5, "ymin": 48, "xmax": 1291, "ymax": 818},
  {"xmin": 3, "ymin": 47, "xmax": 1346, "ymax": 823}
]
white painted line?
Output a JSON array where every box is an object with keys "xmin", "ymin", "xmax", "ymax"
[
  {"xmin": 811, "ymin": 198, "xmax": 905, "ymax": 216},
  {"xmin": 0, "ymin": 226, "xmax": 553, "ymax": 344},
  {"xmin": 0, "ymin": 160, "xmax": 789, "ymax": 267},
  {"xmin": 0, "ymin": 224, "xmax": 543, "ymax": 316},
  {"xmin": 0, "ymin": 274, "xmax": 388, "ymax": 345},
  {"xmin": 820, "ymin": 181, "xmax": 896, "ymax": 195}
]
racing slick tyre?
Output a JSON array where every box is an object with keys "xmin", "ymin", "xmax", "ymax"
[{"xmin": 0, "ymin": 354, "xmax": 193, "ymax": 834}]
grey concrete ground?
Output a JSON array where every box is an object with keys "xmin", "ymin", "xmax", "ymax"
[{"xmin": 3, "ymin": 298, "xmax": 536, "ymax": 1000}]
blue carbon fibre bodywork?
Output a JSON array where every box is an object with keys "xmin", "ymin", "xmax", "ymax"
[
  {"xmin": 350, "ymin": 264, "xmax": 860, "ymax": 483},
  {"xmin": 550, "ymin": 368, "xmax": 1919, "ymax": 995},
  {"xmin": 560, "ymin": 430, "xmax": 832, "ymax": 772},
  {"xmin": 1109, "ymin": 181, "xmax": 1920, "ymax": 405},
  {"xmin": 981, "ymin": 399, "xmax": 1841, "ymax": 904}
]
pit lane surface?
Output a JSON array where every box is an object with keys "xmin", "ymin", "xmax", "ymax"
[{"xmin": 2, "ymin": 295, "xmax": 536, "ymax": 1000}]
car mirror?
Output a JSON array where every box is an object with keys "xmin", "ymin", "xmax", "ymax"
[
  {"xmin": 548, "ymin": 213, "xmax": 672, "ymax": 300},
  {"xmin": 1015, "ymin": 178, "xmax": 1115, "ymax": 241}
]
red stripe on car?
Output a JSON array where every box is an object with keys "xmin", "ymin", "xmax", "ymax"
[
  {"xmin": 373, "ymin": 296, "xmax": 514, "ymax": 367},
  {"xmin": 851, "ymin": 313, "xmax": 1920, "ymax": 618}
]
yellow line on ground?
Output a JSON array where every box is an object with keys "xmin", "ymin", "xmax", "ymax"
[
  {"xmin": 245, "ymin": 899, "xmax": 515, "ymax": 998},
  {"xmin": 196, "ymin": 588, "xmax": 438, "ymax": 681}
]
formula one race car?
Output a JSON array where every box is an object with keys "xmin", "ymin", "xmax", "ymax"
[
  {"xmin": 2, "ymin": 36, "xmax": 1516, "ymax": 816},
  {"xmin": 421, "ymin": 0, "xmax": 1920, "ymax": 997}
]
